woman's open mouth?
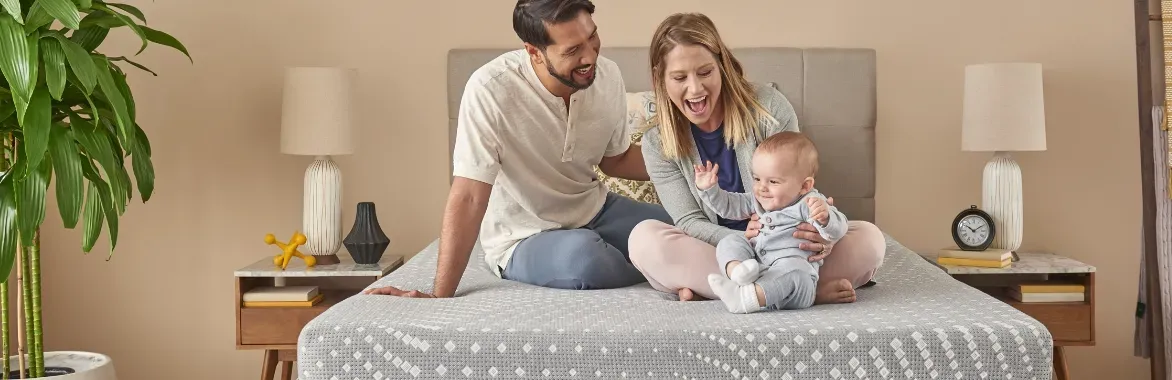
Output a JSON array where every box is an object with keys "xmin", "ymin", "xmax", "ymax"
[{"xmin": 685, "ymin": 95, "xmax": 708, "ymax": 115}]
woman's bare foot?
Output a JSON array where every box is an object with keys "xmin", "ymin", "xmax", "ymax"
[
  {"xmin": 814, "ymin": 279, "xmax": 856, "ymax": 304},
  {"xmin": 678, "ymin": 288, "xmax": 708, "ymax": 301}
]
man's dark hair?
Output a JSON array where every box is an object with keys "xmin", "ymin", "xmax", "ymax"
[{"xmin": 513, "ymin": 0, "xmax": 595, "ymax": 50}]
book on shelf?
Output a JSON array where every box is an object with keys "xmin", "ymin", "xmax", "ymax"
[
  {"xmin": 1013, "ymin": 282, "xmax": 1085, "ymax": 294},
  {"xmin": 242, "ymin": 285, "xmax": 320, "ymax": 302},
  {"xmin": 1006, "ymin": 288, "xmax": 1084, "ymax": 303},
  {"xmin": 243, "ymin": 293, "xmax": 324, "ymax": 308},
  {"xmin": 938, "ymin": 247, "xmax": 1014, "ymax": 261},
  {"xmin": 936, "ymin": 256, "xmax": 1011, "ymax": 268}
]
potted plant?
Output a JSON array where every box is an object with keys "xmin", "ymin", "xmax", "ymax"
[{"xmin": 0, "ymin": 0, "xmax": 189, "ymax": 378}]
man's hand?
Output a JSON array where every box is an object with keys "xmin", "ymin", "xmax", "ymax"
[
  {"xmin": 694, "ymin": 161, "xmax": 719, "ymax": 191},
  {"xmin": 365, "ymin": 177, "xmax": 491, "ymax": 299},
  {"xmin": 599, "ymin": 147, "xmax": 650, "ymax": 181},
  {"xmin": 362, "ymin": 286, "xmax": 436, "ymax": 298}
]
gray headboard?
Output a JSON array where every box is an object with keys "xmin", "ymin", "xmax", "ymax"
[{"xmin": 446, "ymin": 47, "xmax": 877, "ymax": 222}]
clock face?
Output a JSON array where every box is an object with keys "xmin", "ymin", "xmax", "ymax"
[{"xmin": 956, "ymin": 214, "xmax": 991, "ymax": 247}]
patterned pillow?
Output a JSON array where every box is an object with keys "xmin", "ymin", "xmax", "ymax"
[{"xmin": 594, "ymin": 91, "xmax": 660, "ymax": 204}]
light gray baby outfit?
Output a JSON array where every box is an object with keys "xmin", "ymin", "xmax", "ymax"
[{"xmin": 699, "ymin": 186, "xmax": 849, "ymax": 310}]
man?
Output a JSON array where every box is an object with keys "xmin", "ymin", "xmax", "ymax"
[{"xmin": 365, "ymin": 0, "xmax": 673, "ymax": 298}]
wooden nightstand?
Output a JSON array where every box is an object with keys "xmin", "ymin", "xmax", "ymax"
[
  {"xmin": 918, "ymin": 251, "xmax": 1095, "ymax": 380},
  {"xmin": 234, "ymin": 255, "xmax": 403, "ymax": 380}
]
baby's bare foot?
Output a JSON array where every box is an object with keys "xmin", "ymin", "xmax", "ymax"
[
  {"xmin": 678, "ymin": 288, "xmax": 696, "ymax": 302},
  {"xmin": 814, "ymin": 279, "xmax": 857, "ymax": 305}
]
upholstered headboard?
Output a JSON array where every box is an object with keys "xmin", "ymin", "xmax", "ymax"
[{"xmin": 446, "ymin": 47, "xmax": 877, "ymax": 222}]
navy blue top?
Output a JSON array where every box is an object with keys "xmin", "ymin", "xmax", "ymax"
[{"xmin": 691, "ymin": 123, "xmax": 749, "ymax": 231}]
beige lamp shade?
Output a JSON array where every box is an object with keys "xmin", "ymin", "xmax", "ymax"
[
  {"xmin": 961, "ymin": 63, "xmax": 1047, "ymax": 152},
  {"xmin": 280, "ymin": 67, "xmax": 355, "ymax": 156}
]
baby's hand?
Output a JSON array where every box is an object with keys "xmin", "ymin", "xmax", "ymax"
[
  {"xmin": 694, "ymin": 161, "xmax": 719, "ymax": 190},
  {"xmin": 807, "ymin": 197, "xmax": 828, "ymax": 226}
]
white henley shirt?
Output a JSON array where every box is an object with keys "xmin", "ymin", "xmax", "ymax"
[{"xmin": 451, "ymin": 49, "xmax": 630, "ymax": 277}]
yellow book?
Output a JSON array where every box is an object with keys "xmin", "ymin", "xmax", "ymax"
[
  {"xmin": 938, "ymin": 248, "xmax": 1013, "ymax": 262},
  {"xmin": 243, "ymin": 293, "xmax": 324, "ymax": 308},
  {"xmin": 1015, "ymin": 283, "xmax": 1085, "ymax": 293},
  {"xmin": 936, "ymin": 257, "xmax": 1011, "ymax": 268}
]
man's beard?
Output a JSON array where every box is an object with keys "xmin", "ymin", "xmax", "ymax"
[{"xmin": 546, "ymin": 59, "xmax": 595, "ymax": 90}]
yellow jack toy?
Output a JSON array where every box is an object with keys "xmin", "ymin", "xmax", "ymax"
[{"xmin": 265, "ymin": 232, "xmax": 317, "ymax": 269}]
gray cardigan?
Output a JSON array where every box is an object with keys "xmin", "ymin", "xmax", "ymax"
[{"xmin": 641, "ymin": 82, "xmax": 800, "ymax": 246}]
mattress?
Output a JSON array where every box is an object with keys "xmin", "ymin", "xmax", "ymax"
[{"xmin": 296, "ymin": 235, "xmax": 1054, "ymax": 379}]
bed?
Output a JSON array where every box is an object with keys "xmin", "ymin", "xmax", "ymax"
[{"xmin": 295, "ymin": 47, "xmax": 1054, "ymax": 379}]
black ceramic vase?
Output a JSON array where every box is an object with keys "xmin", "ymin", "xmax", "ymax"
[{"xmin": 343, "ymin": 202, "xmax": 390, "ymax": 264}]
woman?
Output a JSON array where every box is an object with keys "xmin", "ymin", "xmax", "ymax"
[{"xmin": 628, "ymin": 12, "xmax": 886, "ymax": 304}]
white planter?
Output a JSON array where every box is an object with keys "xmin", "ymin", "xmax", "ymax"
[{"xmin": 5, "ymin": 351, "xmax": 116, "ymax": 379}]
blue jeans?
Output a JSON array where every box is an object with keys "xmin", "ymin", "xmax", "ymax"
[{"xmin": 502, "ymin": 193, "xmax": 673, "ymax": 290}]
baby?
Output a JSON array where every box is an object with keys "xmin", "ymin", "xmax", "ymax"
[{"xmin": 696, "ymin": 131, "xmax": 849, "ymax": 314}]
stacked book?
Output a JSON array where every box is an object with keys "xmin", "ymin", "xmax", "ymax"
[
  {"xmin": 242, "ymin": 285, "xmax": 323, "ymax": 307},
  {"xmin": 935, "ymin": 248, "xmax": 1013, "ymax": 268},
  {"xmin": 1006, "ymin": 282, "xmax": 1086, "ymax": 303}
]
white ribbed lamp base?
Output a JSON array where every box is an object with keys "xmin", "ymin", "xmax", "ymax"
[
  {"xmin": 981, "ymin": 152, "xmax": 1023, "ymax": 252},
  {"xmin": 303, "ymin": 155, "xmax": 343, "ymax": 263}
]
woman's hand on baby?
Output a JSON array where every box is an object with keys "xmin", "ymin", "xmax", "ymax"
[
  {"xmin": 795, "ymin": 222, "xmax": 833, "ymax": 261},
  {"xmin": 694, "ymin": 161, "xmax": 719, "ymax": 190}
]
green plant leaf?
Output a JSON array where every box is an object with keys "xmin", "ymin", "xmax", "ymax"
[
  {"xmin": 38, "ymin": 0, "xmax": 80, "ymax": 30},
  {"xmin": 69, "ymin": 25, "xmax": 105, "ymax": 51},
  {"xmin": 104, "ymin": 2, "xmax": 142, "ymax": 23},
  {"xmin": 129, "ymin": 124, "xmax": 151, "ymax": 201},
  {"xmin": 141, "ymin": 26, "xmax": 190, "ymax": 63},
  {"xmin": 110, "ymin": 62, "xmax": 133, "ymax": 120},
  {"xmin": 80, "ymin": 177, "xmax": 101, "ymax": 252},
  {"xmin": 71, "ymin": 116, "xmax": 126, "ymax": 214},
  {"xmin": 21, "ymin": 84, "xmax": 50, "ymax": 175},
  {"xmin": 92, "ymin": 4, "xmax": 145, "ymax": 54},
  {"xmin": 134, "ymin": 123, "xmax": 149, "ymax": 155},
  {"xmin": 0, "ymin": 0, "xmax": 22, "ymax": 24},
  {"xmin": 73, "ymin": 0, "xmax": 90, "ymax": 10},
  {"xmin": 23, "ymin": 2, "xmax": 56, "ymax": 34},
  {"xmin": 15, "ymin": 151, "xmax": 50, "ymax": 244},
  {"xmin": 0, "ymin": 171, "xmax": 17, "ymax": 283},
  {"xmin": 48, "ymin": 32, "xmax": 96, "ymax": 94},
  {"xmin": 91, "ymin": 55, "xmax": 133, "ymax": 153},
  {"xmin": 80, "ymin": 157, "xmax": 115, "ymax": 253},
  {"xmin": 49, "ymin": 123, "xmax": 81, "ymax": 228},
  {"xmin": 109, "ymin": 56, "xmax": 154, "ymax": 76},
  {"xmin": 40, "ymin": 37, "xmax": 66, "ymax": 100},
  {"xmin": 0, "ymin": 14, "xmax": 33, "ymax": 123}
]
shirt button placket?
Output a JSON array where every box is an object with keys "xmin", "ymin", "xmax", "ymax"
[{"xmin": 562, "ymin": 98, "xmax": 577, "ymax": 162}]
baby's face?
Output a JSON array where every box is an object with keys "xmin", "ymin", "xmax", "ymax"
[{"xmin": 750, "ymin": 150, "xmax": 812, "ymax": 212}]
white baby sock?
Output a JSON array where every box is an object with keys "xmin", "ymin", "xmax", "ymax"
[
  {"xmin": 728, "ymin": 260, "xmax": 762, "ymax": 285},
  {"xmin": 708, "ymin": 274, "xmax": 763, "ymax": 314}
]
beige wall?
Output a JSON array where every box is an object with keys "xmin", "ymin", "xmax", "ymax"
[{"xmin": 26, "ymin": 0, "xmax": 1148, "ymax": 379}]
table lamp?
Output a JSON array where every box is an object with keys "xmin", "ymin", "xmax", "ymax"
[
  {"xmin": 280, "ymin": 67, "xmax": 355, "ymax": 265},
  {"xmin": 961, "ymin": 62, "xmax": 1047, "ymax": 252}
]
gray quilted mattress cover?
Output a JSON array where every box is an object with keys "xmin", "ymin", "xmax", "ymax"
[{"xmin": 297, "ymin": 235, "xmax": 1054, "ymax": 379}]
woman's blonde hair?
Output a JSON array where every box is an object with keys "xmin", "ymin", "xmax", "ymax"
[{"xmin": 648, "ymin": 13, "xmax": 776, "ymax": 160}]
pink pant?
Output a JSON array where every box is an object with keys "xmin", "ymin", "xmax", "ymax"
[{"xmin": 628, "ymin": 220, "xmax": 887, "ymax": 300}]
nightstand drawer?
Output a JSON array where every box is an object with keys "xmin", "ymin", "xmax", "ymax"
[
  {"xmin": 1011, "ymin": 302, "xmax": 1092, "ymax": 343},
  {"xmin": 239, "ymin": 307, "xmax": 323, "ymax": 345}
]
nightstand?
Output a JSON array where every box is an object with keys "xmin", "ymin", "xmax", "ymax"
[
  {"xmin": 918, "ymin": 251, "xmax": 1095, "ymax": 380},
  {"xmin": 234, "ymin": 255, "xmax": 403, "ymax": 380}
]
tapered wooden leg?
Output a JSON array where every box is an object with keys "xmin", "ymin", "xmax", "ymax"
[
  {"xmin": 1053, "ymin": 346, "xmax": 1069, "ymax": 380},
  {"xmin": 282, "ymin": 361, "xmax": 293, "ymax": 380},
  {"xmin": 261, "ymin": 349, "xmax": 278, "ymax": 380}
]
